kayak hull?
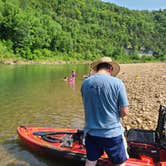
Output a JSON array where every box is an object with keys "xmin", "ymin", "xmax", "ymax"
[
  {"xmin": 17, "ymin": 126, "xmax": 166, "ymax": 166},
  {"xmin": 17, "ymin": 126, "xmax": 86, "ymax": 162}
]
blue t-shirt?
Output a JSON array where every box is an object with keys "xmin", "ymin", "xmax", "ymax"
[{"xmin": 81, "ymin": 73, "xmax": 129, "ymax": 138}]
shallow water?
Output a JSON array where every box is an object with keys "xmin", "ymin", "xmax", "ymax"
[{"xmin": 0, "ymin": 64, "xmax": 89, "ymax": 166}]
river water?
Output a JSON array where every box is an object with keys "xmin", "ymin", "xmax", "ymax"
[{"xmin": 0, "ymin": 64, "xmax": 89, "ymax": 166}]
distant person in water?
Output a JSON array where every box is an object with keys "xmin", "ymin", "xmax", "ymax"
[
  {"xmin": 64, "ymin": 76, "xmax": 68, "ymax": 81},
  {"xmin": 68, "ymin": 70, "xmax": 76, "ymax": 83}
]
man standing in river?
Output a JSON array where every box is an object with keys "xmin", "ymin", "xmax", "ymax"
[{"xmin": 81, "ymin": 57, "xmax": 129, "ymax": 166}]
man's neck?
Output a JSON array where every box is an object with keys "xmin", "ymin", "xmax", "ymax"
[{"xmin": 97, "ymin": 69, "xmax": 111, "ymax": 76}]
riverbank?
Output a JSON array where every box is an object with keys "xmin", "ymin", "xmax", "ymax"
[
  {"xmin": 0, "ymin": 59, "xmax": 81, "ymax": 65},
  {"xmin": 0, "ymin": 56, "xmax": 94, "ymax": 65},
  {"xmin": 119, "ymin": 62, "xmax": 166, "ymax": 130},
  {"xmin": 0, "ymin": 57, "xmax": 164, "ymax": 65}
]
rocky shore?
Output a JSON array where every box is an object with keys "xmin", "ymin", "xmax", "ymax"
[
  {"xmin": 118, "ymin": 63, "xmax": 166, "ymax": 130},
  {"xmin": 0, "ymin": 60, "xmax": 67, "ymax": 65},
  {"xmin": 0, "ymin": 59, "xmax": 90, "ymax": 65}
]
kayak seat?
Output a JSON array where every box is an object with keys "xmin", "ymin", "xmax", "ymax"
[
  {"xmin": 127, "ymin": 105, "xmax": 166, "ymax": 161},
  {"xmin": 127, "ymin": 105, "xmax": 166, "ymax": 146},
  {"xmin": 127, "ymin": 129, "xmax": 159, "ymax": 161},
  {"xmin": 127, "ymin": 129, "xmax": 156, "ymax": 145}
]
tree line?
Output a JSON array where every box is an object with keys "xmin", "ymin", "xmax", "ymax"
[{"xmin": 0, "ymin": 0, "xmax": 166, "ymax": 63}]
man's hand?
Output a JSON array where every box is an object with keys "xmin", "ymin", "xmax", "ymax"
[{"xmin": 119, "ymin": 106, "xmax": 129, "ymax": 118}]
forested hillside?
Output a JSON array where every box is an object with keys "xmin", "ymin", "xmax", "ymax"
[{"xmin": 0, "ymin": 0, "xmax": 166, "ymax": 62}]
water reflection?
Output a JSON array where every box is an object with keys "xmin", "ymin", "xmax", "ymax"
[
  {"xmin": 3, "ymin": 138, "xmax": 75, "ymax": 166},
  {"xmin": 69, "ymin": 80, "xmax": 76, "ymax": 91}
]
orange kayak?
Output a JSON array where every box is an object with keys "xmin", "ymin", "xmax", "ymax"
[{"xmin": 17, "ymin": 126, "xmax": 166, "ymax": 166}]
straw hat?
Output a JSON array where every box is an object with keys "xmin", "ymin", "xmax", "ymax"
[{"xmin": 91, "ymin": 57, "xmax": 120, "ymax": 76}]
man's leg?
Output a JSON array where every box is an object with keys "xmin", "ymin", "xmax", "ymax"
[
  {"xmin": 85, "ymin": 159, "xmax": 126, "ymax": 166},
  {"xmin": 115, "ymin": 162, "xmax": 126, "ymax": 166},
  {"xmin": 104, "ymin": 134, "xmax": 128, "ymax": 166},
  {"xmin": 85, "ymin": 159, "xmax": 97, "ymax": 166},
  {"xmin": 85, "ymin": 134, "xmax": 103, "ymax": 166}
]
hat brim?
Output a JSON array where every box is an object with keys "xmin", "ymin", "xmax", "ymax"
[{"xmin": 91, "ymin": 61, "xmax": 120, "ymax": 76}]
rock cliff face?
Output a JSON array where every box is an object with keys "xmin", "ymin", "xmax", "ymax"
[{"xmin": 118, "ymin": 63, "xmax": 166, "ymax": 130}]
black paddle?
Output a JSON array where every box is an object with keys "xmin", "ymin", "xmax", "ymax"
[
  {"xmin": 33, "ymin": 130, "xmax": 84, "ymax": 143},
  {"xmin": 33, "ymin": 129, "xmax": 83, "ymax": 137}
]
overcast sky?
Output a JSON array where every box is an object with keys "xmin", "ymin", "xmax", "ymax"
[{"xmin": 102, "ymin": 0, "xmax": 166, "ymax": 10}]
